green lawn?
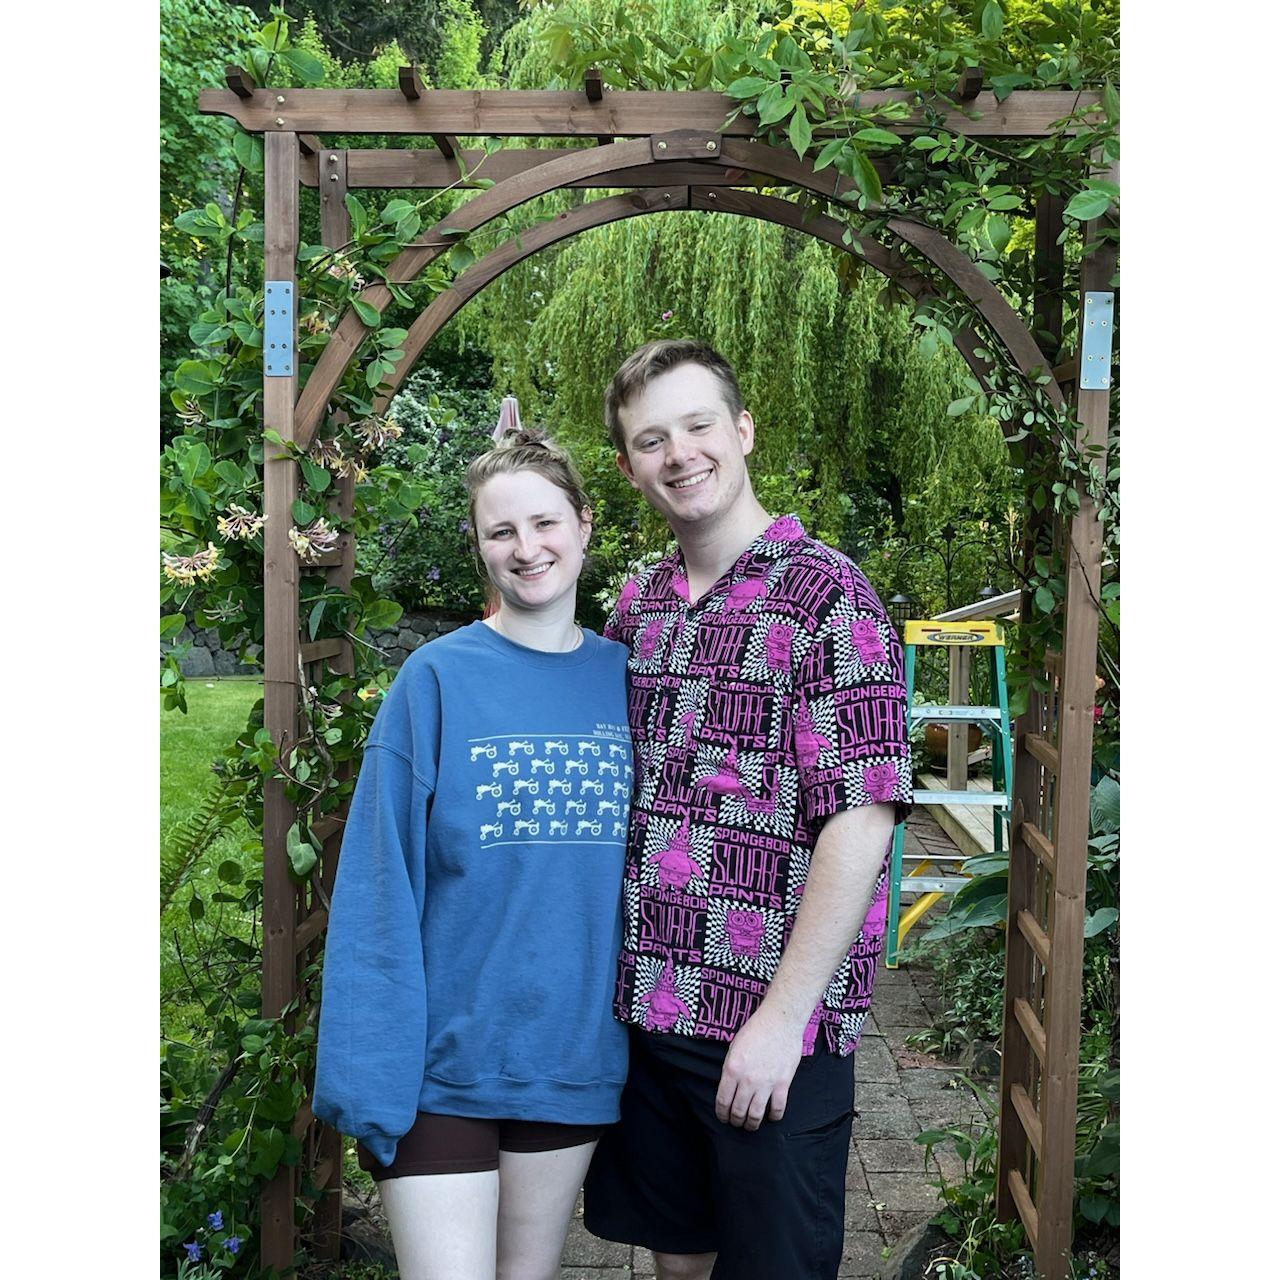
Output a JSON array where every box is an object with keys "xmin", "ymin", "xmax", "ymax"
[
  {"xmin": 161, "ymin": 676, "xmax": 263, "ymax": 1037},
  {"xmin": 160, "ymin": 675, "xmax": 262, "ymax": 847}
]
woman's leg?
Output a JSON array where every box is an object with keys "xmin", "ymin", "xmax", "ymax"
[
  {"xmin": 495, "ymin": 1141, "xmax": 598, "ymax": 1280},
  {"xmin": 378, "ymin": 1170, "xmax": 501, "ymax": 1280}
]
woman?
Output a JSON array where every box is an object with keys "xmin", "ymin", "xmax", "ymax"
[{"xmin": 314, "ymin": 429, "xmax": 632, "ymax": 1280}]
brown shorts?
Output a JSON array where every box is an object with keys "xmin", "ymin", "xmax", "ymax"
[{"xmin": 357, "ymin": 1112, "xmax": 606, "ymax": 1180}]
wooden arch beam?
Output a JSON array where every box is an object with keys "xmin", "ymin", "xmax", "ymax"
[
  {"xmin": 295, "ymin": 132, "xmax": 1060, "ymax": 451},
  {"xmin": 366, "ymin": 185, "xmax": 1004, "ymax": 431}
]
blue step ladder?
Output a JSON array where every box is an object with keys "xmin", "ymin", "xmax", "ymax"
[{"xmin": 884, "ymin": 619, "xmax": 1014, "ymax": 969}]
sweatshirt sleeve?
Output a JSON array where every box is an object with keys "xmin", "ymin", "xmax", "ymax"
[{"xmin": 313, "ymin": 661, "xmax": 439, "ymax": 1166}]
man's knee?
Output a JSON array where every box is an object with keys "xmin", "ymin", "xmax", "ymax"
[{"xmin": 652, "ymin": 1251, "xmax": 716, "ymax": 1280}]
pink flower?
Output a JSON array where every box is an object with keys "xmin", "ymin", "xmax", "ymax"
[
  {"xmin": 1092, "ymin": 705, "xmax": 1104, "ymax": 724},
  {"xmin": 661, "ymin": 310, "xmax": 674, "ymax": 321}
]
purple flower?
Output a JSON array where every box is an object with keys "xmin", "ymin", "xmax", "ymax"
[
  {"xmin": 208, "ymin": 1211, "xmax": 224, "ymax": 1230},
  {"xmin": 428, "ymin": 566, "xmax": 441, "ymax": 580},
  {"xmin": 184, "ymin": 1241, "xmax": 204, "ymax": 1262},
  {"xmin": 459, "ymin": 518, "xmax": 471, "ymax": 533},
  {"xmin": 226, "ymin": 1236, "xmax": 243, "ymax": 1256},
  {"xmin": 661, "ymin": 310, "xmax": 674, "ymax": 321}
]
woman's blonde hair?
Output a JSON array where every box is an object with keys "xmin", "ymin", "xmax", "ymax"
[{"xmin": 465, "ymin": 428, "xmax": 593, "ymax": 549}]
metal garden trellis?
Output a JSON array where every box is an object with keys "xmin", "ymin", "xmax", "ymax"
[{"xmin": 200, "ymin": 69, "xmax": 1117, "ymax": 1280}]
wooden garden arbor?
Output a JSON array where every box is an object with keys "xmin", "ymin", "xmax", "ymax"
[{"xmin": 201, "ymin": 74, "xmax": 1116, "ymax": 1280}]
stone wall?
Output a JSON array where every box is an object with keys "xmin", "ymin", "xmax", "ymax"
[{"xmin": 162, "ymin": 609, "xmax": 473, "ymax": 677}]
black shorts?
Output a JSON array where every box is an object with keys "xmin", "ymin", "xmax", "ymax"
[
  {"xmin": 583, "ymin": 1027, "xmax": 855, "ymax": 1279},
  {"xmin": 358, "ymin": 1112, "xmax": 605, "ymax": 1180}
]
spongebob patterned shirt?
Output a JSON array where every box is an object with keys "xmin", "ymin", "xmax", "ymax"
[{"xmin": 604, "ymin": 515, "xmax": 913, "ymax": 1056}]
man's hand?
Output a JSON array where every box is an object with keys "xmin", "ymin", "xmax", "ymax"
[{"xmin": 715, "ymin": 1004, "xmax": 805, "ymax": 1130}]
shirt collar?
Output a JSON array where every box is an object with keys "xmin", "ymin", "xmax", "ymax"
[{"xmin": 659, "ymin": 514, "xmax": 807, "ymax": 605}]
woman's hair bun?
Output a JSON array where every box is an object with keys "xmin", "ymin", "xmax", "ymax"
[{"xmin": 495, "ymin": 426, "xmax": 552, "ymax": 450}]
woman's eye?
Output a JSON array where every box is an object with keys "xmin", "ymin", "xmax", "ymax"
[
  {"xmin": 692, "ymin": 422, "xmax": 712, "ymax": 432},
  {"xmin": 538, "ymin": 519, "xmax": 558, "ymax": 528}
]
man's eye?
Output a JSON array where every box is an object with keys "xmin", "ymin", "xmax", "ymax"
[
  {"xmin": 692, "ymin": 422, "xmax": 712, "ymax": 432},
  {"xmin": 638, "ymin": 439, "xmax": 660, "ymax": 450},
  {"xmin": 538, "ymin": 519, "xmax": 558, "ymax": 528}
]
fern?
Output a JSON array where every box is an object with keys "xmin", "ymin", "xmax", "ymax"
[{"xmin": 161, "ymin": 779, "xmax": 242, "ymax": 914}]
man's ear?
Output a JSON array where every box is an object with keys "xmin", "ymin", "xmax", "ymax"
[
  {"xmin": 737, "ymin": 409, "xmax": 756, "ymax": 458},
  {"xmin": 616, "ymin": 449, "xmax": 639, "ymax": 488}
]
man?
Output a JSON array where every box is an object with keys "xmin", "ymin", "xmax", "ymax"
[{"xmin": 583, "ymin": 341, "xmax": 912, "ymax": 1280}]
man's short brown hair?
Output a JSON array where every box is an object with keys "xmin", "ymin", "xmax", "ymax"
[{"xmin": 604, "ymin": 340, "xmax": 745, "ymax": 454}]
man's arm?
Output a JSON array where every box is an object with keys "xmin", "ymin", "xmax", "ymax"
[{"xmin": 714, "ymin": 801, "xmax": 895, "ymax": 1130}]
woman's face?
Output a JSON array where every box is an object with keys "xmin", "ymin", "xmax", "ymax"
[{"xmin": 473, "ymin": 469, "xmax": 590, "ymax": 614}]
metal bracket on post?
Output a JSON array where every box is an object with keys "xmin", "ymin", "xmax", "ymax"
[
  {"xmin": 264, "ymin": 281, "xmax": 295, "ymax": 376},
  {"xmin": 1078, "ymin": 291, "xmax": 1114, "ymax": 389}
]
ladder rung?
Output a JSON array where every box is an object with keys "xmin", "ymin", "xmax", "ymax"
[
  {"xmin": 1010, "ymin": 1083, "xmax": 1042, "ymax": 1159},
  {"xmin": 903, "ymin": 852, "xmax": 970, "ymax": 864},
  {"xmin": 301, "ymin": 637, "xmax": 346, "ymax": 664},
  {"xmin": 292, "ymin": 1098, "xmax": 315, "ymax": 1140},
  {"xmin": 1013, "ymin": 997, "xmax": 1046, "ymax": 1065},
  {"xmin": 910, "ymin": 705, "xmax": 1003, "ymax": 721},
  {"xmin": 1016, "ymin": 909, "xmax": 1051, "ymax": 970},
  {"xmin": 311, "ymin": 814, "xmax": 344, "ymax": 843},
  {"xmin": 1021, "ymin": 821, "xmax": 1056, "ymax": 876},
  {"xmin": 1024, "ymin": 732, "xmax": 1059, "ymax": 774},
  {"xmin": 912, "ymin": 790, "xmax": 1010, "ymax": 806},
  {"xmin": 294, "ymin": 908, "xmax": 328, "ymax": 953},
  {"xmin": 1007, "ymin": 1168, "xmax": 1040, "ymax": 1249},
  {"xmin": 900, "ymin": 876, "xmax": 969, "ymax": 893}
]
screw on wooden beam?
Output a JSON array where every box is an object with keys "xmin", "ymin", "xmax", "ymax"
[
  {"xmin": 955, "ymin": 66, "xmax": 984, "ymax": 101},
  {"xmin": 226, "ymin": 65, "xmax": 257, "ymax": 99},
  {"xmin": 433, "ymin": 134, "xmax": 459, "ymax": 160},
  {"xmin": 398, "ymin": 65, "xmax": 424, "ymax": 100}
]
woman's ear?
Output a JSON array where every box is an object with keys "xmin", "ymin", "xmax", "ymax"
[{"xmin": 580, "ymin": 506, "xmax": 593, "ymax": 549}]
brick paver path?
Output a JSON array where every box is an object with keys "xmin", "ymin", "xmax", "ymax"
[{"xmin": 560, "ymin": 808, "xmax": 991, "ymax": 1279}]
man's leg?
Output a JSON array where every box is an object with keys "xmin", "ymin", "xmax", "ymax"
[
  {"xmin": 651, "ymin": 1249, "xmax": 717, "ymax": 1280},
  {"xmin": 378, "ymin": 1170, "xmax": 500, "ymax": 1280},
  {"xmin": 700, "ymin": 1046, "xmax": 855, "ymax": 1279},
  {"xmin": 495, "ymin": 1141, "xmax": 598, "ymax": 1280},
  {"xmin": 584, "ymin": 1029, "xmax": 720, "ymax": 1258}
]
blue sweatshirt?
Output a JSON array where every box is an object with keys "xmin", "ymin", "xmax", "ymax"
[{"xmin": 314, "ymin": 621, "xmax": 633, "ymax": 1166}]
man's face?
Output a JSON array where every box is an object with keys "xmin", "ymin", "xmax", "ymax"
[{"xmin": 614, "ymin": 362, "xmax": 755, "ymax": 532}]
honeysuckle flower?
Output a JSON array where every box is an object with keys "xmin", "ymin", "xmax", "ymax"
[
  {"xmin": 356, "ymin": 686, "xmax": 383, "ymax": 702},
  {"xmin": 207, "ymin": 1211, "xmax": 224, "ymax": 1230},
  {"xmin": 308, "ymin": 438, "xmax": 346, "ymax": 472},
  {"xmin": 163, "ymin": 543, "xmax": 221, "ymax": 585},
  {"xmin": 326, "ymin": 258, "xmax": 365, "ymax": 288},
  {"xmin": 177, "ymin": 398, "xmax": 204, "ymax": 428},
  {"xmin": 216, "ymin": 504, "xmax": 266, "ymax": 541},
  {"xmin": 353, "ymin": 415, "xmax": 403, "ymax": 454},
  {"xmin": 225, "ymin": 1236, "xmax": 242, "ymax": 1256},
  {"xmin": 334, "ymin": 453, "xmax": 369, "ymax": 483},
  {"xmin": 183, "ymin": 1242, "xmax": 203, "ymax": 1262},
  {"xmin": 300, "ymin": 310, "xmax": 330, "ymax": 336},
  {"xmin": 288, "ymin": 518, "xmax": 340, "ymax": 564}
]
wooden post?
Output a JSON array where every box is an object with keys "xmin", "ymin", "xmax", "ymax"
[
  {"xmin": 996, "ymin": 188, "xmax": 1066, "ymax": 1233},
  {"xmin": 261, "ymin": 129, "xmax": 301, "ymax": 1276},
  {"xmin": 946, "ymin": 645, "xmax": 972, "ymax": 791},
  {"xmin": 1033, "ymin": 222, "xmax": 1116, "ymax": 1280}
]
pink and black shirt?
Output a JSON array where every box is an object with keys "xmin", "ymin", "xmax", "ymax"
[{"xmin": 604, "ymin": 515, "xmax": 913, "ymax": 1056}]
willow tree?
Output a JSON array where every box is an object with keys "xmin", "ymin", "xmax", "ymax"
[{"xmin": 452, "ymin": 0, "xmax": 1017, "ymax": 589}]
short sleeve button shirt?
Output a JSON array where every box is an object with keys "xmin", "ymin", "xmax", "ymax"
[{"xmin": 604, "ymin": 515, "xmax": 913, "ymax": 1055}]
